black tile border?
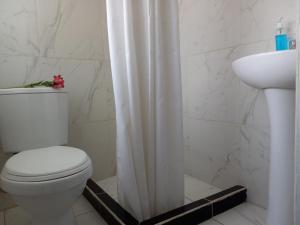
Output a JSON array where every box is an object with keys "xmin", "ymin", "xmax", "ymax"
[
  {"xmin": 83, "ymin": 188, "xmax": 123, "ymax": 225},
  {"xmin": 83, "ymin": 179, "xmax": 247, "ymax": 225},
  {"xmin": 84, "ymin": 179, "xmax": 139, "ymax": 225}
]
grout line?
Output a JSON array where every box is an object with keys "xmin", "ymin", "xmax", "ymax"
[
  {"xmin": 3, "ymin": 210, "xmax": 6, "ymax": 225},
  {"xmin": 0, "ymin": 53, "xmax": 110, "ymax": 62},
  {"xmin": 204, "ymin": 188, "xmax": 247, "ymax": 203},
  {"xmin": 154, "ymin": 202, "xmax": 212, "ymax": 225},
  {"xmin": 0, "ymin": 212, "xmax": 4, "ymax": 225},
  {"xmin": 74, "ymin": 209, "xmax": 95, "ymax": 218},
  {"xmin": 85, "ymin": 186, "xmax": 126, "ymax": 225},
  {"xmin": 212, "ymin": 218, "xmax": 224, "ymax": 225},
  {"xmin": 184, "ymin": 115, "xmax": 242, "ymax": 126},
  {"xmin": 183, "ymin": 38, "xmax": 274, "ymax": 58}
]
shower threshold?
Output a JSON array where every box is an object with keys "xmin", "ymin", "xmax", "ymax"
[{"xmin": 83, "ymin": 175, "xmax": 246, "ymax": 225}]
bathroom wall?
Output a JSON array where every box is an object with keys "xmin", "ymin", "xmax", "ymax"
[
  {"xmin": 0, "ymin": 0, "xmax": 298, "ymax": 210},
  {"xmin": 179, "ymin": 0, "xmax": 297, "ymax": 208},
  {"xmin": 295, "ymin": 1, "xmax": 300, "ymax": 222},
  {"xmin": 0, "ymin": 0, "xmax": 116, "ymax": 181}
]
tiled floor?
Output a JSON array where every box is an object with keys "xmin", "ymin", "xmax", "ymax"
[
  {"xmin": 0, "ymin": 196, "xmax": 107, "ymax": 225},
  {"xmin": 0, "ymin": 191, "xmax": 16, "ymax": 211},
  {"xmin": 97, "ymin": 175, "xmax": 267, "ymax": 225},
  {"xmin": 0, "ymin": 175, "xmax": 266, "ymax": 225},
  {"xmin": 96, "ymin": 175, "xmax": 222, "ymax": 204}
]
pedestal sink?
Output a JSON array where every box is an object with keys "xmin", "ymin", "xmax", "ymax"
[{"xmin": 232, "ymin": 50, "xmax": 296, "ymax": 225}]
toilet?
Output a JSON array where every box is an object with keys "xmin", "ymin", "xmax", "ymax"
[{"xmin": 0, "ymin": 88, "xmax": 93, "ymax": 225}]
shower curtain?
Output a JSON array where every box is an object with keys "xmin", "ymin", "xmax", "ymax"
[{"xmin": 106, "ymin": 0, "xmax": 184, "ymax": 220}]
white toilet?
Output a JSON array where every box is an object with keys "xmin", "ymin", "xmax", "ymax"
[{"xmin": 0, "ymin": 88, "xmax": 93, "ymax": 225}]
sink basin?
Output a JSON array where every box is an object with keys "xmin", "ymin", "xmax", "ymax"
[
  {"xmin": 232, "ymin": 50, "xmax": 297, "ymax": 225},
  {"xmin": 232, "ymin": 50, "xmax": 296, "ymax": 89}
]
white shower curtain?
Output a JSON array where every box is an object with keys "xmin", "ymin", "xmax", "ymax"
[{"xmin": 106, "ymin": 0, "xmax": 184, "ymax": 221}]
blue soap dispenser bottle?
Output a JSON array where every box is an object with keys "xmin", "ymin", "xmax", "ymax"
[{"xmin": 275, "ymin": 17, "xmax": 288, "ymax": 51}]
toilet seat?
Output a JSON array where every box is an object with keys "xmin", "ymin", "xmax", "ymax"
[
  {"xmin": 2, "ymin": 146, "xmax": 90, "ymax": 182},
  {"xmin": 0, "ymin": 146, "xmax": 93, "ymax": 196}
]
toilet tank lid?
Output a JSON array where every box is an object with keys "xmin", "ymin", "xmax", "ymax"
[
  {"xmin": 4, "ymin": 146, "xmax": 90, "ymax": 179},
  {"xmin": 0, "ymin": 87, "xmax": 67, "ymax": 95}
]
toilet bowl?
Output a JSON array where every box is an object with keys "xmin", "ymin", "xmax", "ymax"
[
  {"xmin": 1, "ymin": 146, "xmax": 93, "ymax": 225},
  {"xmin": 0, "ymin": 88, "xmax": 93, "ymax": 225}
]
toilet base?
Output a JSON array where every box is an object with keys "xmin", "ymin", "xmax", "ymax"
[{"xmin": 31, "ymin": 209, "xmax": 76, "ymax": 225}]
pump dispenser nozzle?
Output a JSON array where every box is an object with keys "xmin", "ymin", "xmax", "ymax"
[
  {"xmin": 276, "ymin": 17, "xmax": 284, "ymax": 34},
  {"xmin": 275, "ymin": 16, "xmax": 288, "ymax": 51}
]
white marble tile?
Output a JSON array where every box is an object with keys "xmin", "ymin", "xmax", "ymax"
[
  {"xmin": 234, "ymin": 39, "xmax": 275, "ymax": 58},
  {"xmin": 0, "ymin": 191, "xmax": 16, "ymax": 211},
  {"xmin": 184, "ymin": 174, "xmax": 220, "ymax": 201},
  {"xmin": 96, "ymin": 175, "xmax": 223, "ymax": 203},
  {"xmin": 0, "ymin": 0, "xmax": 39, "ymax": 56},
  {"xmin": 0, "ymin": 151, "xmax": 11, "ymax": 181},
  {"xmin": 0, "ymin": 56, "xmax": 115, "ymax": 123},
  {"xmin": 295, "ymin": 30, "xmax": 300, "ymax": 224},
  {"xmin": 199, "ymin": 220, "xmax": 221, "ymax": 225},
  {"xmin": 4, "ymin": 207, "xmax": 31, "ymax": 225},
  {"xmin": 3, "ymin": 196, "xmax": 106, "ymax": 225},
  {"xmin": 239, "ymin": 116, "xmax": 270, "ymax": 208},
  {"xmin": 36, "ymin": 0, "xmax": 109, "ymax": 60},
  {"xmin": 182, "ymin": 47, "xmax": 241, "ymax": 124},
  {"xmin": 296, "ymin": 171, "xmax": 300, "ymax": 224},
  {"xmin": 214, "ymin": 205, "xmax": 264, "ymax": 225},
  {"xmin": 24, "ymin": 58, "xmax": 115, "ymax": 124},
  {"xmin": 240, "ymin": 0, "xmax": 298, "ymax": 44},
  {"xmin": 296, "ymin": 12, "xmax": 300, "ymax": 222},
  {"xmin": 179, "ymin": 0, "xmax": 241, "ymax": 56},
  {"xmin": 0, "ymin": 56, "xmax": 38, "ymax": 88},
  {"xmin": 234, "ymin": 203, "xmax": 267, "ymax": 225},
  {"xmin": 76, "ymin": 211, "xmax": 108, "ymax": 225},
  {"xmin": 184, "ymin": 197, "xmax": 193, "ymax": 204},
  {"xmin": 184, "ymin": 118, "xmax": 241, "ymax": 189},
  {"xmin": 72, "ymin": 196, "xmax": 94, "ymax": 217},
  {"xmin": 0, "ymin": 212, "xmax": 4, "ymax": 225},
  {"xmin": 233, "ymin": 40, "xmax": 272, "ymax": 208},
  {"xmin": 213, "ymin": 203, "xmax": 266, "ymax": 225},
  {"xmin": 97, "ymin": 176, "xmax": 118, "ymax": 200},
  {"xmin": 71, "ymin": 120, "xmax": 116, "ymax": 181}
]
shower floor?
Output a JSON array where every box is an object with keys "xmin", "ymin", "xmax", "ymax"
[
  {"xmin": 96, "ymin": 174, "xmax": 222, "ymax": 204},
  {"xmin": 95, "ymin": 175, "xmax": 267, "ymax": 225},
  {"xmin": 0, "ymin": 175, "xmax": 266, "ymax": 225}
]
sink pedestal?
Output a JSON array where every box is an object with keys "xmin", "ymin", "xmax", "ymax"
[
  {"xmin": 232, "ymin": 50, "xmax": 296, "ymax": 225},
  {"xmin": 265, "ymin": 89, "xmax": 295, "ymax": 225}
]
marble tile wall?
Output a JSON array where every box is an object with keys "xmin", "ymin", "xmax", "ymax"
[
  {"xmin": 0, "ymin": 0, "xmax": 298, "ymax": 211},
  {"xmin": 180, "ymin": 0, "xmax": 297, "ymax": 208},
  {"xmin": 0, "ymin": 0, "xmax": 116, "ymax": 181},
  {"xmin": 295, "ymin": 1, "xmax": 300, "ymax": 223}
]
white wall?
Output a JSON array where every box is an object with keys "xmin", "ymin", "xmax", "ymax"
[
  {"xmin": 295, "ymin": 0, "xmax": 300, "ymax": 223},
  {"xmin": 180, "ymin": 0, "xmax": 297, "ymax": 208},
  {"xmin": 0, "ymin": 0, "xmax": 298, "ymax": 209},
  {"xmin": 0, "ymin": 0, "xmax": 116, "ymax": 181}
]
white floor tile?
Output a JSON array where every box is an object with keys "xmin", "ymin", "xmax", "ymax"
[
  {"xmin": 76, "ymin": 211, "xmax": 108, "ymax": 225},
  {"xmin": 234, "ymin": 203, "xmax": 266, "ymax": 225},
  {"xmin": 184, "ymin": 174, "xmax": 221, "ymax": 201},
  {"xmin": 0, "ymin": 192, "xmax": 16, "ymax": 211},
  {"xmin": 96, "ymin": 175, "xmax": 221, "ymax": 203},
  {"xmin": 199, "ymin": 220, "xmax": 222, "ymax": 225},
  {"xmin": 214, "ymin": 203, "xmax": 266, "ymax": 225},
  {"xmin": 185, "ymin": 197, "xmax": 193, "ymax": 204},
  {"xmin": 97, "ymin": 176, "xmax": 118, "ymax": 200},
  {"xmin": 72, "ymin": 196, "xmax": 94, "ymax": 216},
  {"xmin": 0, "ymin": 212, "xmax": 4, "ymax": 225},
  {"xmin": 4, "ymin": 207, "xmax": 31, "ymax": 225}
]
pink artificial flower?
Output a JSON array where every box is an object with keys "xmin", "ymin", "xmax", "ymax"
[{"xmin": 53, "ymin": 75, "xmax": 65, "ymax": 89}]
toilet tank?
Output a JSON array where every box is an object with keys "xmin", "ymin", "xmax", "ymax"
[{"xmin": 0, "ymin": 88, "xmax": 68, "ymax": 153}]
